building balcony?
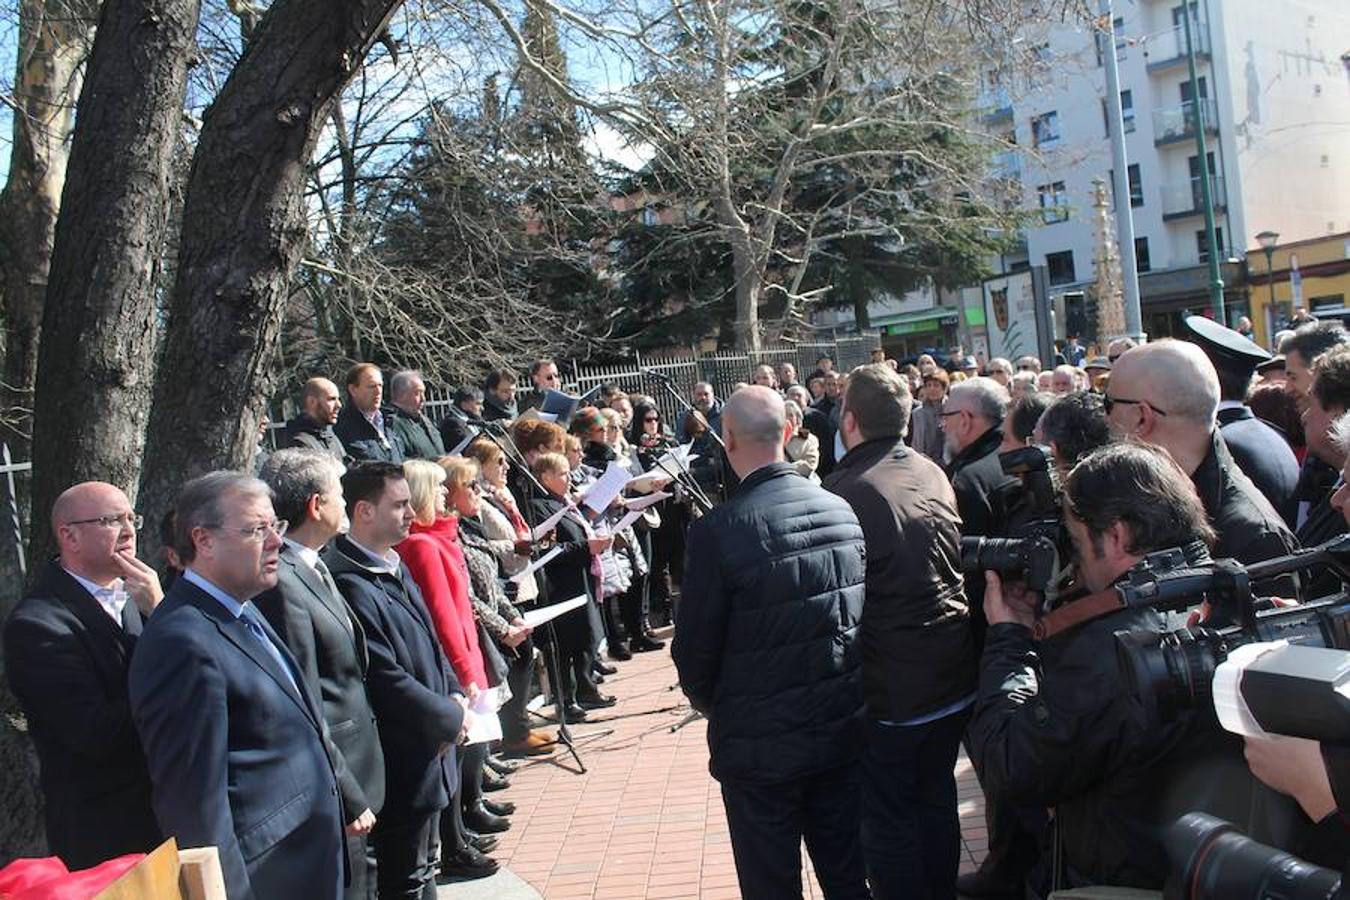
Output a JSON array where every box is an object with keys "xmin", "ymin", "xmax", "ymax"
[
  {"xmin": 1161, "ymin": 175, "xmax": 1228, "ymax": 220},
  {"xmin": 982, "ymin": 86, "xmax": 1013, "ymax": 124},
  {"xmin": 1153, "ymin": 98, "xmax": 1218, "ymax": 146},
  {"xmin": 1145, "ymin": 22, "xmax": 1211, "ymax": 73}
]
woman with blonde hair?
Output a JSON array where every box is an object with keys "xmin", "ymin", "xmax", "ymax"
[{"xmin": 396, "ymin": 459, "xmax": 508, "ymax": 877}]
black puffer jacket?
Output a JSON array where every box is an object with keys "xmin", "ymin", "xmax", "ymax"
[{"xmin": 672, "ymin": 462, "xmax": 866, "ymax": 785}]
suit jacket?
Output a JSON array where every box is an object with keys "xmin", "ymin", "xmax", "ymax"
[
  {"xmin": 2, "ymin": 561, "xmax": 161, "ymax": 869},
  {"xmin": 525, "ymin": 494, "xmax": 596, "ymax": 654},
  {"xmin": 1218, "ymin": 406, "xmax": 1299, "ymax": 528},
  {"xmin": 129, "ymin": 576, "xmax": 344, "ymax": 900},
  {"xmin": 323, "ymin": 536, "xmax": 464, "ymax": 823},
  {"xmin": 255, "ymin": 543, "xmax": 386, "ymax": 820},
  {"xmin": 386, "ymin": 406, "xmax": 446, "ymax": 461}
]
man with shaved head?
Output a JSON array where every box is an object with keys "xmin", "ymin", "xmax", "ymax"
[
  {"xmin": 1106, "ymin": 340, "xmax": 1297, "ymax": 590},
  {"xmin": 3, "ymin": 482, "xmax": 164, "ymax": 868},
  {"xmin": 283, "ymin": 376, "xmax": 349, "ymax": 464},
  {"xmin": 673, "ymin": 387, "xmax": 869, "ymax": 900}
]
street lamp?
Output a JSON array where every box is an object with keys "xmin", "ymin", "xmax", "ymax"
[{"xmin": 1256, "ymin": 229, "xmax": 1280, "ymax": 315}]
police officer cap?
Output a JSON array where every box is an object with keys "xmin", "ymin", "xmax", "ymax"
[{"xmin": 1183, "ymin": 314, "xmax": 1271, "ymax": 377}]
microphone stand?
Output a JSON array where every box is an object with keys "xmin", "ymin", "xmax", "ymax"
[{"xmin": 480, "ymin": 423, "xmax": 612, "ymax": 773}]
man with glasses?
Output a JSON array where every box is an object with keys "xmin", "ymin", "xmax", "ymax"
[
  {"xmin": 1106, "ymin": 340, "xmax": 1297, "ymax": 595},
  {"xmin": 130, "ymin": 472, "xmax": 346, "ymax": 900},
  {"xmin": 985, "ymin": 357, "xmax": 1013, "ymax": 388},
  {"xmin": 518, "ymin": 358, "xmax": 561, "ymax": 414},
  {"xmin": 3, "ymin": 482, "xmax": 164, "ymax": 869}
]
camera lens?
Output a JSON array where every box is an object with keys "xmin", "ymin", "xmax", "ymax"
[
  {"xmin": 1168, "ymin": 813, "xmax": 1342, "ymax": 900},
  {"xmin": 1117, "ymin": 628, "xmax": 1225, "ymax": 723}
]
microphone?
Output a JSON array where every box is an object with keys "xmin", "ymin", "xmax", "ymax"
[{"xmin": 640, "ymin": 367, "xmax": 676, "ymax": 385}]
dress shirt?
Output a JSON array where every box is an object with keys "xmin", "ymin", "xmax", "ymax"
[
  {"xmin": 346, "ymin": 536, "xmax": 402, "ymax": 574},
  {"xmin": 63, "ymin": 567, "xmax": 128, "ymax": 625}
]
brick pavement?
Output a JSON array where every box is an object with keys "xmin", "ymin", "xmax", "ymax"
[{"xmin": 475, "ymin": 628, "xmax": 988, "ymax": 898}]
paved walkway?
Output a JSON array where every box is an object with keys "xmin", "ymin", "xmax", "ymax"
[{"xmin": 447, "ymin": 628, "xmax": 988, "ymax": 898}]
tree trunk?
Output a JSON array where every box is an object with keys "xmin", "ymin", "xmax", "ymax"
[
  {"xmin": 137, "ymin": 0, "xmax": 404, "ymax": 554},
  {"xmin": 26, "ymin": 0, "xmax": 203, "ymax": 568}
]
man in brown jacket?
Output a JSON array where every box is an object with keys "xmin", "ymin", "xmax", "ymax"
[{"xmin": 825, "ymin": 364, "xmax": 977, "ymax": 900}]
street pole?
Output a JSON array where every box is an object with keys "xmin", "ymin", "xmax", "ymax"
[
  {"xmin": 1264, "ymin": 246, "xmax": 1276, "ymax": 311},
  {"xmin": 1182, "ymin": 6, "xmax": 1225, "ymax": 322},
  {"xmin": 1099, "ymin": 0, "xmax": 1143, "ymax": 341}
]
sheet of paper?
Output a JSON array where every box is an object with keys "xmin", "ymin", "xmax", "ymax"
[
  {"xmin": 516, "ymin": 408, "xmax": 557, "ymax": 423},
  {"xmin": 464, "ymin": 690, "xmax": 503, "ymax": 745},
  {"xmin": 583, "ymin": 461, "xmax": 630, "ymax": 513},
  {"xmin": 530, "ymin": 505, "xmax": 571, "ymax": 542},
  {"xmin": 625, "ymin": 472, "xmax": 671, "ymax": 494},
  {"xmin": 510, "ymin": 545, "xmax": 563, "ymax": 583},
  {"xmin": 521, "ymin": 594, "xmax": 590, "ymax": 629},
  {"xmin": 625, "ymin": 490, "xmax": 671, "ymax": 512}
]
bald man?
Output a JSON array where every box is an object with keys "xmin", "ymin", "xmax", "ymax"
[
  {"xmin": 1106, "ymin": 341, "xmax": 1298, "ymax": 594},
  {"xmin": 672, "ymin": 387, "xmax": 869, "ymax": 900},
  {"xmin": 3, "ymin": 482, "xmax": 164, "ymax": 868},
  {"xmin": 283, "ymin": 376, "xmax": 350, "ymax": 464}
]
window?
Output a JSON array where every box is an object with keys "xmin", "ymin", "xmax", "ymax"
[
  {"xmin": 1032, "ymin": 111, "xmax": 1061, "ymax": 147},
  {"xmin": 1045, "ymin": 250, "xmax": 1076, "ymax": 285},
  {"xmin": 1095, "ymin": 16, "xmax": 1125, "ymax": 66},
  {"xmin": 1101, "ymin": 90, "xmax": 1135, "ymax": 135},
  {"xmin": 1180, "ymin": 76, "xmax": 1209, "ymax": 104},
  {"xmin": 1196, "ymin": 226, "xmax": 1226, "ymax": 263},
  {"xmin": 1134, "ymin": 237, "xmax": 1151, "ymax": 273},
  {"xmin": 1171, "ymin": 2, "xmax": 1199, "ymax": 28},
  {"xmin": 1038, "ymin": 181, "xmax": 1069, "ymax": 223},
  {"xmin": 1107, "ymin": 164, "xmax": 1144, "ymax": 208},
  {"xmin": 641, "ymin": 206, "xmax": 661, "ymax": 226}
]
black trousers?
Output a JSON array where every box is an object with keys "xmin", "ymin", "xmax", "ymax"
[
  {"xmin": 862, "ymin": 710, "xmax": 970, "ymax": 900},
  {"xmin": 620, "ymin": 531, "xmax": 652, "ymax": 638},
  {"xmin": 440, "ymin": 742, "xmax": 487, "ymax": 856},
  {"xmin": 720, "ymin": 764, "xmax": 869, "ymax": 900},
  {"xmin": 500, "ymin": 637, "xmax": 535, "ymax": 742},
  {"xmin": 343, "ymin": 831, "xmax": 377, "ymax": 900},
  {"xmin": 371, "ymin": 812, "xmax": 440, "ymax": 900}
]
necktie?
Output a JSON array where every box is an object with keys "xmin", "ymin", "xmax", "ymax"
[
  {"xmin": 312, "ymin": 557, "xmax": 355, "ymax": 637},
  {"xmin": 240, "ymin": 606, "xmax": 300, "ymax": 697}
]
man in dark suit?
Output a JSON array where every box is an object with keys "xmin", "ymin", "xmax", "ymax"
[
  {"xmin": 324, "ymin": 462, "xmax": 469, "ymax": 900},
  {"xmin": 335, "ymin": 363, "xmax": 405, "ymax": 463},
  {"xmin": 256, "ymin": 449, "xmax": 385, "ymax": 899},
  {"xmin": 1185, "ymin": 315, "xmax": 1300, "ymax": 527},
  {"xmin": 129, "ymin": 472, "xmax": 345, "ymax": 900},
  {"xmin": 3, "ymin": 482, "xmax": 164, "ymax": 869}
]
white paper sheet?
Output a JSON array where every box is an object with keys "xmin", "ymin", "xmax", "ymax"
[
  {"xmin": 582, "ymin": 461, "xmax": 630, "ymax": 513},
  {"xmin": 529, "ymin": 504, "xmax": 571, "ymax": 542},
  {"xmin": 520, "ymin": 594, "xmax": 590, "ymax": 629},
  {"xmin": 510, "ymin": 545, "xmax": 563, "ymax": 583},
  {"xmin": 464, "ymin": 690, "xmax": 503, "ymax": 745}
]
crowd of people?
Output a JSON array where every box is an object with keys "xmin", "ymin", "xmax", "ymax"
[{"xmin": 6, "ymin": 319, "xmax": 1350, "ymax": 900}]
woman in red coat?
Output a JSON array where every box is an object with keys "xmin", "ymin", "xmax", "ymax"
[{"xmin": 397, "ymin": 459, "xmax": 507, "ymax": 880}]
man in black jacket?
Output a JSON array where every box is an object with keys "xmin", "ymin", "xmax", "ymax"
[
  {"xmin": 517, "ymin": 358, "xmax": 561, "ymax": 414},
  {"xmin": 943, "ymin": 378, "xmax": 1015, "ymax": 542},
  {"xmin": 1107, "ymin": 340, "xmax": 1298, "ymax": 596},
  {"xmin": 385, "ymin": 370, "xmax": 446, "ymax": 461},
  {"xmin": 335, "ymin": 363, "xmax": 405, "ymax": 464},
  {"xmin": 1293, "ymin": 347, "xmax": 1350, "ymax": 596},
  {"xmin": 283, "ymin": 377, "xmax": 350, "ymax": 464},
  {"xmin": 3, "ymin": 482, "xmax": 164, "ymax": 869},
  {"xmin": 825, "ymin": 366, "xmax": 975, "ymax": 900},
  {"xmin": 439, "ymin": 386, "xmax": 486, "ymax": 452},
  {"xmin": 325, "ymin": 462, "xmax": 469, "ymax": 898},
  {"xmin": 482, "ymin": 370, "xmax": 519, "ymax": 422},
  {"xmin": 673, "ymin": 386, "xmax": 869, "ymax": 900},
  {"xmin": 1185, "ymin": 315, "xmax": 1300, "ymax": 527},
  {"xmin": 969, "ymin": 442, "xmax": 1253, "ymax": 893},
  {"xmin": 256, "ymin": 450, "xmax": 385, "ymax": 899}
]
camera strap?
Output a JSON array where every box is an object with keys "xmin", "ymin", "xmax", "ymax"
[{"xmin": 1032, "ymin": 588, "xmax": 1123, "ymax": 641}]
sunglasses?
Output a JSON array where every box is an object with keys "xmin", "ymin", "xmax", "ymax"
[{"xmin": 1103, "ymin": 395, "xmax": 1168, "ymax": 417}]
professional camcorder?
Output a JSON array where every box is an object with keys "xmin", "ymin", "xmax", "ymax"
[
  {"xmin": 960, "ymin": 445, "xmax": 1070, "ymax": 601},
  {"xmin": 1112, "ymin": 535, "xmax": 1350, "ymax": 724},
  {"xmin": 1166, "ymin": 812, "xmax": 1342, "ymax": 900}
]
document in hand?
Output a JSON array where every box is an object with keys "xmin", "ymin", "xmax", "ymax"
[
  {"xmin": 530, "ymin": 504, "xmax": 572, "ymax": 542},
  {"xmin": 465, "ymin": 690, "xmax": 503, "ymax": 745},
  {"xmin": 611, "ymin": 491, "xmax": 673, "ymax": 532},
  {"xmin": 582, "ymin": 461, "xmax": 630, "ymax": 513},
  {"xmin": 521, "ymin": 594, "xmax": 590, "ymax": 629},
  {"xmin": 510, "ymin": 545, "xmax": 563, "ymax": 583}
]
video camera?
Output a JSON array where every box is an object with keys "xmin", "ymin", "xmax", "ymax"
[
  {"xmin": 1112, "ymin": 535, "xmax": 1350, "ymax": 724},
  {"xmin": 1166, "ymin": 812, "xmax": 1342, "ymax": 900},
  {"xmin": 960, "ymin": 445, "xmax": 1070, "ymax": 601}
]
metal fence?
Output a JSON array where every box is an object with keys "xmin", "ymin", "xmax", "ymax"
[{"xmin": 422, "ymin": 334, "xmax": 880, "ymax": 426}]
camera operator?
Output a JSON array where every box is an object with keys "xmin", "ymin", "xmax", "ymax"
[
  {"xmin": 967, "ymin": 443, "xmax": 1252, "ymax": 894},
  {"xmin": 1035, "ymin": 391, "xmax": 1112, "ymax": 478},
  {"xmin": 1107, "ymin": 340, "xmax": 1299, "ymax": 597}
]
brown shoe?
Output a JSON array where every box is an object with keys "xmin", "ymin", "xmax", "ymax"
[{"xmin": 501, "ymin": 731, "xmax": 555, "ymax": 757}]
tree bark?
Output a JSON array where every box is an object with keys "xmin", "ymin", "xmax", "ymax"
[
  {"xmin": 26, "ymin": 0, "xmax": 203, "ymax": 567},
  {"xmin": 137, "ymin": 0, "xmax": 404, "ymax": 554}
]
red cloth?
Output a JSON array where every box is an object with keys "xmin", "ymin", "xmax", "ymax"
[
  {"xmin": 398, "ymin": 515, "xmax": 488, "ymax": 690},
  {"xmin": 0, "ymin": 854, "xmax": 144, "ymax": 899}
]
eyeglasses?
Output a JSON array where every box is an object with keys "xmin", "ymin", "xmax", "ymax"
[
  {"xmin": 644, "ymin": 416, "xmax": 660, "ymax": 422},
  {"xmin": 1017, "ymin": 364, "xmax": 1037, "ymax": 371},
  {"xmin": 211, "ymin": 519, "xmax": 289, "ymax": 541},
  {"xmin": 938, "ymin": 409, "xmax": 966, "ymax": 418},
  {"xmin": 66, "ymin": 513, "xmax": 144, "ymax": 530},
  {"xmin": 1103, "ymin": 395, "xmax": 1168, "ymax": 417}
]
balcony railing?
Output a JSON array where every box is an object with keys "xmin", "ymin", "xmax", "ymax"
[
  {"xmin": 1146, "ymin": 22, "xmax": 1211, "ymax": 71},
  {"xmin": 1161, "ymin": 175, "xmax": 1227, "ymax": 219},
  {"xmin": 1153, "ymin": 98, "xmax": 1218, "ymax": 145}
]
